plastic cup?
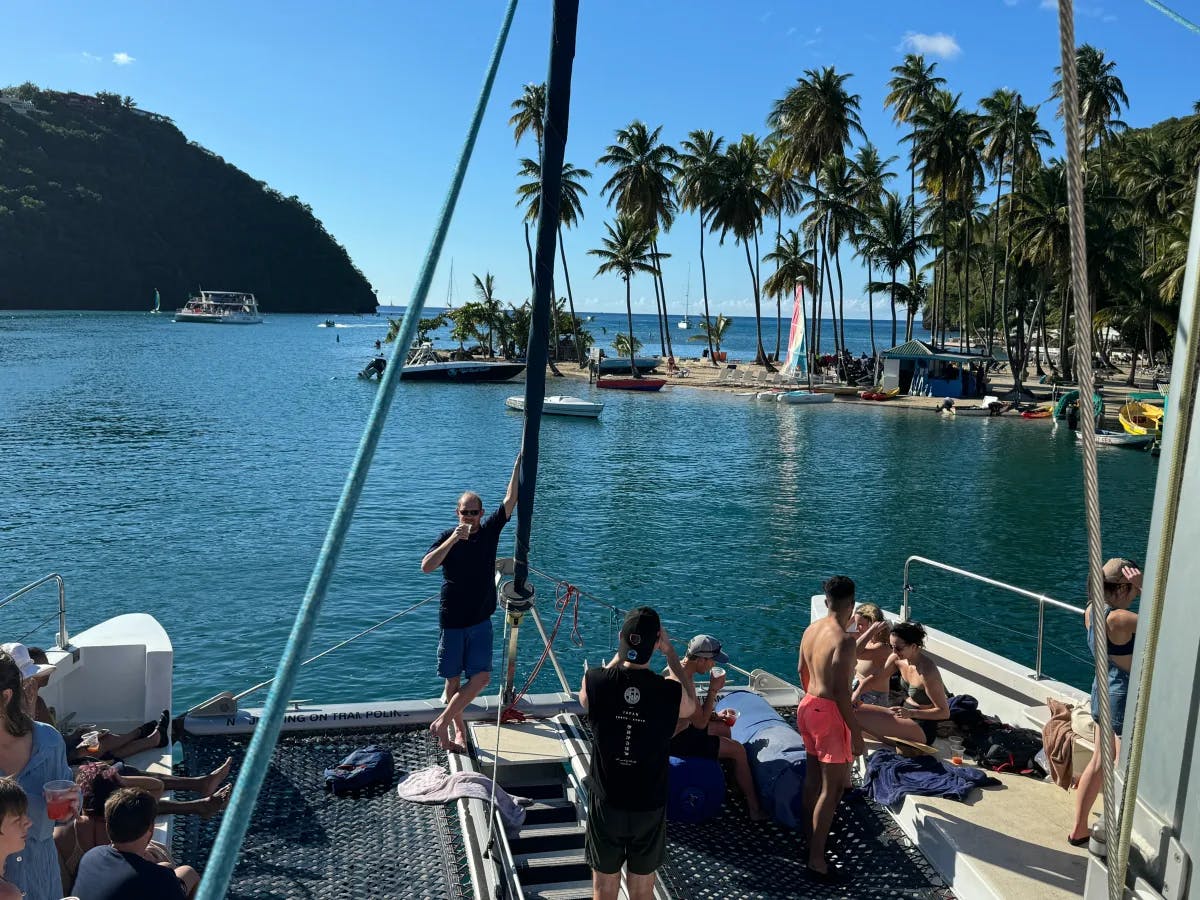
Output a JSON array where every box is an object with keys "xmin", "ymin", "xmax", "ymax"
[
  {"xmin": 82, "ymin": 731, "xmax": 102, "ymax": 753},
  {"xmin": 44, "ymin": 780, "xmax": 78, "ymax": 822},
  {"xmin": 948, "ymin": 737, "xmax": 965, "ymax": 766},
  {"xmin": 709, "ymin": 666, "xmax": 725, "ymax": 680},
  {"xmin": 719, "ymin": 708, "xmax": 740, "ymax": 725}
]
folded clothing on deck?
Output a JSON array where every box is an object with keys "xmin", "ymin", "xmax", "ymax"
[{"xmin": 866, "ymin": 748, "xmax": 999, "ymax": 807}]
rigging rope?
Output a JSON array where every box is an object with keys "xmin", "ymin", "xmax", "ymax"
[
  {"xmin": 1140, "ymin": 0, "xmax": 1200, "ymax": 35},
  {"xmin": 501, "ymin": 583, "xmax": 584, "ymax": 721},
  {"xmin": 194, "ymin": 3, "xmax": 520, "ymax": 895},
  {"xmin": 1055, "ymin": 3, "xmax": 1119, "ymax": 897}
]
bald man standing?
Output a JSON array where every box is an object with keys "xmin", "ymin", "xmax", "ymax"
[{"xmin": 422, "ymin": 453, "xmax": 522, "ymax": 751}]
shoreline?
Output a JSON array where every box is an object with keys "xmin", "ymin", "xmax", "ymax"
[{"xmin": 550, "ymin": 355, "xmax": 1160, "ymax": 421}]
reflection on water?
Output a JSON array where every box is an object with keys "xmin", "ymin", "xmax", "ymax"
[{"xmin": 0, "ymin": 311, "xmax": 1156, "ymax": 705}]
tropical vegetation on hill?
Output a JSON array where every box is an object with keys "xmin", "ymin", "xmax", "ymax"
[{"xmin": 0, "ymin": 83, "xmax": 376, "ymax": 313}]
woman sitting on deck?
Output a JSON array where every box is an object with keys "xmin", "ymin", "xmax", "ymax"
[
  {"xmin": 849, "ymin": 604, "xmax": 891, "ymax": 708},
  {"xmin": 852, "ymin": 622, "xmax": 950, "ymax": 748}
]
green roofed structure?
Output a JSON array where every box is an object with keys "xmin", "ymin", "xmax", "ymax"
[{"xmin": 881, "ymin": 340, "xmax": 993, "ymax": 399}]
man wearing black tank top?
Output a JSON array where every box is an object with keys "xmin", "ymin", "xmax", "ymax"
[{"xmin": 579, "ymin": 607, "xmax": 696, "ymax": 900}]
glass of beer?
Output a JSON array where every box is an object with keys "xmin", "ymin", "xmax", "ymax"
[
  {"xmin": 82, "ymin": 731, "xmax": 102, "ymax": 754},
  {"xmin": 44, "ymin": 780, "xmax": 78, "ymax": 822}
]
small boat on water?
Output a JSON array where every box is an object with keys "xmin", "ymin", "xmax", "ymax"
[
  {"xmin": 1021, "ymin": 406, "xmax": 1053, "ymax": 419},
  {"xmin": 595, "ymin": 376, "xmax": 665, "ymax": 392},
  {"xmin": 596, "ymin": 355, "xmax": 662, "ymax": 375},
  {"xmin": 947, "ymin": 395, "xmax": 1012, "ymax": 417},
  {"xmin": 320, "ymin": 319, "xmax": 336, "ymax": 328},
  {"xmin": 505, "ymin": 395, "xmax": 604, "ymax": 418},
  {"xmin": 174, "ymin": 290, "xmax": 263, "ymax": 324},
  {"xmin": 778, "ymin": 390, "xmax": 834, "ymax": 405},
  {"xmin": 858, "ymin": 388, "xmax": 900, "ymax": 402},
  {"xmin": 398, "ymin": 343, "xmax": 526, "ymax": 382},
  {"xmin": 150, "ymin": 289, "xmax": 161, "ymax": 314},
  {"xmin": 1118, "ymin": 399, "xmax": 1164, "ymax": 436},
  {"xmin": 1076, "ymin": 429, "xmax": 1155, "ymax": 448}
]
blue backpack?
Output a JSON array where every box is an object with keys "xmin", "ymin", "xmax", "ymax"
[{"xmin": 323, "ymin": 745, "xmax": 395, "ymax": 796}]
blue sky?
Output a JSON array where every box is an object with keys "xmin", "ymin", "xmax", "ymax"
[{"xmin": 3, "ymin": 0, "xmax": 1197, "ymax": 316}]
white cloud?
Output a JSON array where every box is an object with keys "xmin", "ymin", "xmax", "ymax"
[
  {"xmin": 786, "ymin": 26, "xmax": 797, "ymax": 36},
  {"xmin": 899, "ymin": 31, "xmax": 962, "ymax": 60},
  {"xmin": 112, "ymin": 52, "xmax": 135, "ymax": 66},
  {"xmin": 81, "ymin": 52, "xmax": 102, "ymax": 63}
]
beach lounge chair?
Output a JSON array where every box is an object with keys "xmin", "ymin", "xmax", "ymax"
[
  {"xmin": 715, "ymin": 366, "xmax": 735, "ymax": 386},
  {"xmin": 729, "ymin": 369, "xmax": 747, "ymax": 387}
]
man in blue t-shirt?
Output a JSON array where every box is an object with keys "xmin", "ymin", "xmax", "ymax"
[
  {"xmin": 421, "ymin": 453, "xmax": 522, "ymax": 751},
  {"xmin": 73, "ymin": 788, "xmax": 196, "ymax": 900}
]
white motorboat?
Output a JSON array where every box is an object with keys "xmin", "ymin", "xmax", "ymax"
[
  {"xmin": 399, "ymin": 343, "xmax": 526, "ymax": 382},
  {"xmin": 174, "ymin": 290, "xmax": 263, "ymax": 324},
  {"xmin": 778, "ymin": 390, "xmax": 834, "ymax": 404},
  {"xmin": 1076, "ymin": 429, "xmax": 1154, "ymax": 448},
  {"xmin": 505, "ymin": 395, "xmax": 603, "ymax": 418}
]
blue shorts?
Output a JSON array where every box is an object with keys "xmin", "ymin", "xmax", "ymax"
[{"xmin": 437, "ymin": 619, "xmax": 494, "ymax": 679}]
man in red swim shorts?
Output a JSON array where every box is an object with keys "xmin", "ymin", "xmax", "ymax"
[{"xmin": 796, "ymin": 575, "xmax": 864, "ymax": 883}]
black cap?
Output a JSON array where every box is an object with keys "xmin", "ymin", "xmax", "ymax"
[{"xmin": 619, "ymin": 607, "xmax": 660, "ymax": 665}]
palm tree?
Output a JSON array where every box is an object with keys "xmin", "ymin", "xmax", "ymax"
[
  {"xmin": 763, "ymin": 134, "xmax": 806, "ymax": 359},
  {"xmin": 892, "ymin": 271, "xmax": 929, "ymax": 342},
  {"xmin": 688, "ymin": 314, "xmax": 734, "ymax": 355},
  {"xmin": 1052, "ymin": 44, "xmax": 1129, "ymax": 179},
  {"xmin": 509, "ymin": 83, "xmax": 547, "ymax": 291},
  {"xmin": 885, "ymin": 54, "xmax": 946, "ymax": 248},
  {"xmin": 768, "ymin": 66, "xmax": 863, "ymax": 368},
  {"xmin": 471, "ymin": 273, "xmax": 504, "ymax": 357},
  {"xmin": 597, "ymin": 121, "xmax": 680, "ymax": 361},
  {"xmin": 812, "ymin": 155, "xmax": 861, "ymax": 368},
  {"xmin": 975, "ymin": 91, "xmax": 1051, "ymax": 350},
  {"xmin": 849, "ymin": 143, "xmax": 897, "ymax": 356},
  {"xmin": 589, "ymin": 216, "xmax": 658, "ymax": 376},
  {"xmin": 676, "ymin": 130, "xmax": 726, "ymax": 362},
  {"xmin": 516, "ymin": 158, "xmax": 593, "ymax": 364},
  {"xmin": 909, "ymin": 89, "xmax": 976, "ymax": 346},
  {"xmin": 859, "ymin": 192, "xmax": 929, "ymax": 347},
  {"xmin": 709, "ymin": 134, "xmax": 773, "ymax": 367}
]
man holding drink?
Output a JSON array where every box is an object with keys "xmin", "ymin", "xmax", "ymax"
[{"xmin": 665, "ymin": 635, "xmax": 766, "ymax": 821}]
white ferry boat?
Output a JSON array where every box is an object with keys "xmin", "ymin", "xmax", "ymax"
[{"xmin": 174, "ymin": 290, "xmax": 263, "ymax": 325}]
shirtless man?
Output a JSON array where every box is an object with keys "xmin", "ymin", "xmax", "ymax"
[{"xmin": 796, "ymin": 575, "xmax": 864, "ymax": 882}]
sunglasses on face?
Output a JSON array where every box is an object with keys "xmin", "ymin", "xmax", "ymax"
[
  {"xmin": 459, "ymin": 509, "xmax": 481, "ymax": 517},
  {"xmin": 890, "ymin": 643, "xmax": 908, "ymax": 652}
]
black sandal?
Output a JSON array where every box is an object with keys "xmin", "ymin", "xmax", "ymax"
[{"xmin": 155, "ymin": 709, "xmax": 170, "ymax": 748}]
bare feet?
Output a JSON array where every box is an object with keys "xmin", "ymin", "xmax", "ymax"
[
  {"xmin": 197, "ymin": 784, "xmax": 232, "ymax": 819},
  {"xmin": 430, "ymin": 716, "xmax": 461, "ymax": 752},
  {"xmin": 202, "ymin": 757, "xmax": 233, "ymax": 796},
  {"xmin": 748, "ymin": 805, "xmax": 768, "ymax": 822}
]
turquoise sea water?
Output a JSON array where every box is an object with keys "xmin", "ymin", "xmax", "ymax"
[{"xmin": 1, "ymin": 311, "xmax": 1156, "ymax": 709}]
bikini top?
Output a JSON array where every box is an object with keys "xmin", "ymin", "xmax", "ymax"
[
  {"xmin": 901, "ymin": 676, "xmax": 932, "ymax": 707},
  {"xmin": 1101, "ymin": 608, "xmax": 1136, "ymax": 656}
]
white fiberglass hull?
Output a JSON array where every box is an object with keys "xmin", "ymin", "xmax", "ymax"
[{"xmin": 505, "ymin": 395, "xmax": 603, "ymax": 418}]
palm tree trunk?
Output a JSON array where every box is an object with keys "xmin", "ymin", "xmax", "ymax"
[
  {"xmin": 811, "ymin": 232, "xmax": 823, "ymax": 368},
  {"xmin": 867, "ymin": 258, "xmax": 877, "ymax": 358},
  {"xmin": 889, "ymin": 265, "xmax": 899, "ymax": 349},
  {"xmin": 1058, "ymin": 285, "xmax": 1072, "ymax": 381},
  {"xmin": 524, "ymin": 222, "xmax": 536, "ymax": 292},
  {"xmin": 699, "ymin": 215, "xmax": 716, "ymax": 362},
  {"xmin": 834, "ymin": 242, "xmax": 848, "ymax": 377},
  {"xmin": 745, "ymin": 241, "xmax": 768, "ymax": 367},
  {"xmin": 652, "ymin": 239, "xmax": 675, "ymax": 362},
  {"xmin": 557, "ymin": 226, "xmax": 585, "ymax": 365},
  {"xmin": 650, "ymin": 268, "xmax": 667, "ymax": 357},
  {"xmin": 775, "ymin": 210, "xmax": 784, "ymax": 361},
  {"xmin": 939, "ymin": 185, "xmax": 949, "ymax": 348},
  {"xmin": 823, "ymin": 235, "xmax": 842, "ymax": 378},
  {"xmin": 959, "ymin": 204, "xmax": 969, "ymax": 353},
  {"xmin": 624, "ymin": 278, "xmax": 639, "ymax": 378},
  {"xmin": 987, "ymin": 155, "xmax": 1005, "ymax": 353}
]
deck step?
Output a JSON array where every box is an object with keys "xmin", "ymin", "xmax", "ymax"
[
  {"xmin": 511, "ymin": 781, "xmax": 568, "ymax": 800},
  {"xmin": 510, "ymin": 822, "xmax": 586, "ymax": 855},
  {"xmin": 521, "ymin": 798, "xmax": 577, "ymax": 825},
  {"xmin": 523, "ymin": 879, "xmax": 594, "ymax": 900},
  {"xmin": 514, "ymin": 848, "xmax": 590, "ymax": 885}
]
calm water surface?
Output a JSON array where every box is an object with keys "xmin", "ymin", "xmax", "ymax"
[{"xmin": 0, "ymin": 311, "xmax": 1157, "ymax": 708}]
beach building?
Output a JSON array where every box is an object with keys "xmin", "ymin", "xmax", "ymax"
[{"xmin": 881, "ymin": 339, "xmax": 992, "ymax": 398}]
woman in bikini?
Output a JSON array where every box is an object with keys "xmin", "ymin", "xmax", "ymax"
[
  {"xmin": 852, "ymin": 621, "xmax": 950, "ymax": 748},
  {"xmin": 1068, "ymin": 558, "xmax": 1141, "ymax": 847},
  {"xmin": 0, "ymin": 777, "xmax": 31, "ymax": 900},
  {"xmin": 849, "ymin": 604, "xmax": 892, "ymax": 707}
]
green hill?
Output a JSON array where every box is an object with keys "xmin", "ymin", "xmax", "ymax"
[{"xmin": 0, "ymin": 85, "xmax": 376, "ymax": 313}]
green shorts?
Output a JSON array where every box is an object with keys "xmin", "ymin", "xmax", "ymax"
[{"xmin": 584, "ymin": 796, "xmax": 666, "ymax": 876}]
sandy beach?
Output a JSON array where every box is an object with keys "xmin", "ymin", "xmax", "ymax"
[{"xmin": 553, "ymin": 354, "xmax": 1161, "ymax": 421}]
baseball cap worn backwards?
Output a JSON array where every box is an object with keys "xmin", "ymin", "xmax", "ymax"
[
  {"xmin": 619, "ymin": 607, "xmax": 661, "ymax": 665},
  {"xmin": 686, "ymin": 634, "xmax": 729, "ymax": 663}
]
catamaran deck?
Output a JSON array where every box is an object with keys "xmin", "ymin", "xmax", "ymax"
[{"xmin": 177, "ymin": 724, "xmax": 951, "ymax": 899}]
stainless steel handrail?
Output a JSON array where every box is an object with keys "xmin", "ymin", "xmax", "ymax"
[
  {"xmin": 902, "ymin": 555, "xmax": 1084, "ymax": 680},
  {"xmin": 0, "ymin": 573, "xmax": 69, "ymax": 650}
]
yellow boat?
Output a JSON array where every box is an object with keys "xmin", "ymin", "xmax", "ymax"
[{"xmin": 1118, "ymin": 399, "xmax": 1164, "ymax": 436}]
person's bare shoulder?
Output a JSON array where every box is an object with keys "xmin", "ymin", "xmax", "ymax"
[{"xmin": 0, "ymin": 882, "xmax": 21, "ymax": 899}]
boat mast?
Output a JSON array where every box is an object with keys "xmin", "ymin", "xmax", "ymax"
[{"xmin": 499, "ymin": 0, "xmax": 580, "ymax": 705}]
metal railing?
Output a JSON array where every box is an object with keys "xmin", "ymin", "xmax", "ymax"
[
  {"xmin": 902, "ymin": 556, "xmax": 1084, "ymax": 680},
  {"xmin": 0, "ymin": 573, "xmax": 69, "ymax": 650}
]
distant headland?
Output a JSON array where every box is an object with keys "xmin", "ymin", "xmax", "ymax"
[{"xmin": 0, "ymin": 84, "xmax": 376, "ymax": 314}]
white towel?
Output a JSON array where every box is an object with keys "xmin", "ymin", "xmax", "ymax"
[{"xmin": 396, "ymin": 765, "xmax": 529, "ymax": 830}]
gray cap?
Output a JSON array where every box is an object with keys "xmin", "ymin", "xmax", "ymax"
[{"xmin": 686, "ymin": 634, "xmax": 729, "ymax": 663}]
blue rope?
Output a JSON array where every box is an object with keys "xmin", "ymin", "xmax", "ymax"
[
  {"xmin": 195, "ymin": 2, "xmax": 520, "ymax": 895},
  {"xmin": 1141, "ymin": 0, "xmax": 1200, "ymax": 34}
]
